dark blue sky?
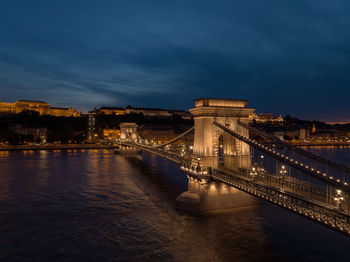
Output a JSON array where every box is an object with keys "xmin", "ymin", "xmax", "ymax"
[{"xmin": 1, "ymin": 0, "xmax": 350, "ymax": 121}]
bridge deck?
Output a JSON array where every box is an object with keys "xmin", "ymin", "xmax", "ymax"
[
  {"xmin": 117, "ymin": 121, "xmax": 350, "ymax": 236},
  {"xmin": 212, "ymin": 168, "xmax": 350, "ymax": 236}
]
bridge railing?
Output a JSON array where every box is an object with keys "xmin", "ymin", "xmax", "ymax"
[
  {"xmin": 214, "ymin": 120, "xmax": 350, "ymax": 216},
  {"xmin": 214, "ymin": 121, "xmax": 350, "ymax": 192},
  {"xmin": 238, "ymin": 121, "xmax": 350, "ymax": 175},
  {"xmin": 212, "ymin": 168, "xmax": 350, "ymax": 236}
]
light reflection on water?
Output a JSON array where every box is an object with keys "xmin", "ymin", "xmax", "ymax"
[{"xmin": 0, "ymin": 149, "xmax": 349, "ymax": 261}]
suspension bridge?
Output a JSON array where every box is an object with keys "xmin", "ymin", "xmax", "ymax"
[{"xmin": 116, "ymin": 98, "xmax": 350, "ymax": 236}]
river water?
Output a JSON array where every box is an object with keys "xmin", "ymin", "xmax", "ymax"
[{"xmin": 0, "ymin": 148, "xmax": 350, "ymax": 262}]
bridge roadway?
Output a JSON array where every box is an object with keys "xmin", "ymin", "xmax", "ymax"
[
  {"xmin": 117, "ymin": 124, "xmax": 350, "ymax": 236},
  {"xmin": 118, "ymin": 142, "xmax": 182, "ymax": 164},
  {"xmin": 118, "ymin": 139, "xmax": 350, "ymax": 236},
  {"xmin": 238, "ymin": 121, "xmax": 350, "ymax": 174},
  {"xmin": 211, "ymin": 167, "xmax": 350, "ymax": 235},
  {"xmin": 214, "ymin": 121, "xmax": 350, "ymax": 192}
]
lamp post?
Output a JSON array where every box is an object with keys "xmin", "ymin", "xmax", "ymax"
[
  {"xmin": 279, "ymin": 165, "xmax": 287, "ymax": 189},
  {"xmin": 196, "ymin": 157, "xmax": 201, "ymax": 174},
  {"xmin": 258, "ymin": 155, "xmax": 265, "ymax": 180},
  {"xmin": 334, "ymin": 189, "xmax": 344, "ymax": 210},
  {"xmin": 250, "ymin": 163, "xmax": 258, "ymax": 181}
]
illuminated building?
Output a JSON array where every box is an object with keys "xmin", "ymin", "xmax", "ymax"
[
  {"xmin": 125, "ymin": 106, "xmax": 172, "ymax": 117},
  {"xmin": 312, "ymin": 122, "xmax": 316, "ymax": 133},
  {"xmin": 103, "ymin": 129, "xmax": 120, "ymax": 139},
  {"xmin": 49, "ymin": 107, "xmax": 80, "ymax": 117},
  {"xmin": 251, "ymin": 112, "xmax": 283, "ymax": 123},
  {"xmin": 168, "ymin": 110, "xmax": 192, "ymax": 120},
  {"xmin": 0, "ymin": 100, "xmax": 80, "ymax": 117},
  {"xmin": 88, "ymin": 105, "xmax": 191, "ymax": 119},
  {"xmin": 140, "ymin": 127, "xmax": 177, "ymax": 143},
  {"xmin": 90, "ymin": 107, "xmax": 125, "ymax": 115}
]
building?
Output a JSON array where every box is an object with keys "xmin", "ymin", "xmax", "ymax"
[
  {"xmin": 88, "ymin": 105, "xmax": 192, "ymax": 119},
  {"xmin": 251, "ymin": 112, "xmax": 283, "ymax": 123},
  {"xmin": 0, "ymin": 100, "xmax": 80, "ymax": 117},
  {"xmin": 89, "ymin": 107, "xmax": 125, "ymax": 115},
  {"xmin": 0, "ymin": 100, "xmax": 51, "ymax": 115},
  {"xmin": 103, "ymin": 129, "xmax": 120, "ymax": 139},
  {"xmin": 13, "ymin": 125, "xmax": 47, "ymax": 144},
  {"xmin": 169, "ymin": 110, "xmax": 192, "ymax": 120},
  {"xmin": 140, "ymin": 127, "xmax": 177, "ymax": 143},
  {"xmin": 125, "ymin": 106, "xmax": 172, "ymax": 117},
  {"xmin": 50, "ymin": 107, "xmax": 81, "ymax": 117}
]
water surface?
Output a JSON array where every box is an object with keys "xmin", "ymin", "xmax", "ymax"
[{"xmin": 0, "ymin": 149, "xmax": 349, "ymax": 261}]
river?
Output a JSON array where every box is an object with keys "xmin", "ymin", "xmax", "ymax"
[{"xmin": 0, "ymin": 148, "xmax": 350, "ymax": 261}]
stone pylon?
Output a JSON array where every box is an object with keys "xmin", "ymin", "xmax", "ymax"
[{"xmin": 189, "ymin": 98, "xmax": 255, "ymax": 172}]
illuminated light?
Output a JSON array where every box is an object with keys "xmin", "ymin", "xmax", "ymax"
[
  {"xmin": 330, "ymin": 176, "xmax": 333, "ymax": 179},
  {"xmin": 317, "ymin": 171, "xmax": 320, "ymax": 174},
  {"xmin": 323, "ymin": 173, "xmax": 326, "ymax": 176},
  {"xmin": 344, "ymin": 182, "xmax": 348, "ymax": 186},
  {"xmin": 337, "ymin": 179, "xmax": 340, "ymax": 182}
]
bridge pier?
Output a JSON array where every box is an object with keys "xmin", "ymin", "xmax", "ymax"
[
  {"xmin": 115, "ymin": 122, "xmax": 141, "ymax": 155},
  {"xmin": 189, "ymin": 98, "xmax": 255, "ymax": 173},
  {"xmin": 176, "ymin": 98, "xmax": 258, "ymax": 213},
  {"xmin": 114, "ymin": 145, "xmax": 141, "ymax": 155},
  {"xmin": 176, "ymin": 174, "xmax": 259, "ymax": 213}
]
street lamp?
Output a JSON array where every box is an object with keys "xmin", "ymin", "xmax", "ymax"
[
  {"xmin": 250, "ymin": 163, "xmax": 258, "ymax": 181},
  {"xmin": 259, "ymin": 155, "xmax": 264, "ymax": 169},
  {"xmin": 196, "ymin": 157, "xmax": 201, "ymax": 173},
  {"xmin": 334, "ymin": 189, "xmax": 344, "ymax": 210},
  {"xmin": 279, "ymin": 165, "xmax": 287, "ymax": 189}
]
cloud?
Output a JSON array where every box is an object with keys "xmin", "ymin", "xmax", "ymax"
[{"xmin": 0, "ymin": 0, "xmax": 350, "ymax": 120}]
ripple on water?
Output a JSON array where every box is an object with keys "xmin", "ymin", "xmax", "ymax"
[{"xmin": 0, "ymin": 150, "xmax": 350, "ymax": 261}]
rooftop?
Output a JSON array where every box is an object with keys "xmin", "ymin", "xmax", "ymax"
[
  {"xmin": 194, "ymin": 98, "xmax": 249, "ymax": 108},
  {"xmin": 16, "ymin": 100, "xmax": 49, "ymax": 104},
  {"xmin": 99, "ymin": 106, "xmax": 125, "ymax": 110},
  {"xmin": 126, "ymin": 105, "xmax": 169, "ymax": 111}
]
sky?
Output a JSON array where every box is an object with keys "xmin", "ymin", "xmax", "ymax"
[{"xmin": 1, "ymin": 0, "xmax": 350, "ymax": 121}]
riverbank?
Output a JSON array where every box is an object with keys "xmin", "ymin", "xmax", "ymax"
[
  {"xmin": 0, "ymin": 144, "xmax": 119, "ymax": 151},
  {"xmin": 293, "ymin": 143, "xmax": 350, "ymax": 147}
]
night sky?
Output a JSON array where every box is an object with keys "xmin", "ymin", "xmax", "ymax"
[{"xmin": 1, "ymin": 0, "xmax": 350, "ymax": 121}]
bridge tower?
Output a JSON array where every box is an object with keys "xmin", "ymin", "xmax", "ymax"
[
  {"xmin": 120, "ymin": 122, "xmax": 138, "ymax": 142},
  {"xmin": 189, "ymin": 98, "xmax": 255, "ymax": 171}
]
